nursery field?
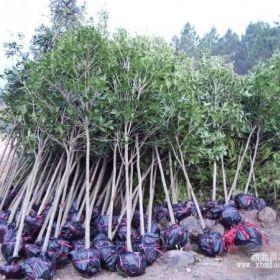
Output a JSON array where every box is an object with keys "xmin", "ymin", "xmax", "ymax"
[{"xmin": 1, "ymin": 2, "xmax": 280, "ymax": 279}]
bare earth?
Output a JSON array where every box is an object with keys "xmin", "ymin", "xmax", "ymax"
[
  {"xmin": 0, "ymin": 139, "xmax": 279, "ymax": 280},
  {"xmin": 53, "ymin": 222, "xmax": 280, "ymax": 280}
]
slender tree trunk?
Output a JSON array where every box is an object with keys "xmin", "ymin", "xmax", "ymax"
[
  {"xmin": 136, "ymin": 135, "xmax": 145, "ymax": 235},
  {"xmin": 27, "ymin": 155, "xmax": 52, "ymax": 213},
  {"xmin": 13, "ymin": 160, "xmax": 31, "ymax": 191},
  {"xmin": 181, "ymin": 164, "xmax": 205, "ymax": 229},
  {"xmin": 244, "ymin": 127, "xmax": 260, "ymax": 194},
  {"xmin": 112, "ymin": 162, "xmax": 152, "ymax": 239},
  {"xmin": 221, "ymin": 157, "xmax": 228, "ymax": 201},
  {"xmin": 251, "ymin": 158, "xmax": 258, "ymax": 197},
  {"xmin": 77, "ymin": 162, "xmax": 99, "ymax": 209},
  {"xmin": 8, "ymin": 181, "xmax": 27, "ymax": 224},
  {"xmin": 42, "ymin": 140, "xmax": 74, "ymax": 252},
  {"xmin": 227, "ymin": 126, "xmax": 256, "ymax": 203},
  {"xmin": 0, "ymin": 148, "xmax": 16, "ymax": 200},
  {"xmin": 172, "ymin": 136, "xmax": 191, "ymax": 199},
  {"xmin": 107, "ymin": 164, "xmax": 123, "ymax": 216},
  {"xmin": 124, "ymin": 124, "xmax": 133, "ymax": 252},
  {"xmin": 173, "ymin": 136, "xmax": 205, "ymax": 229},
  {"xmin": 37, "ymin": 207, "xmax": 52, "ymax": 242},
  {"xmin": 0, "ymin": 138, "xmax": 15, "ymax": 187},
  {"xmin": 77, "ymin": 161, "xmax": 102, "ymax": 221},
  {"xmin": 112, "ymin": 172, "xmax": 146, "ymax": 239},
  {"xmin": 169, "ymin": 152, "xmax": 176, "ymax": 204},
  {"xmin": 90, "ymin": 159, "xmax": 107, "ymax": 210},
  {"xmin": 34, "ymin": 164, "xmax": 53, "ymax": 205},
  {"xmin": 61, "ymin": 161, "xmax": 81, "ymax": 227},
  {"xmin": 37, "ymin": 154, "xmax": 64, "ymax": 215},
  {"xmin": 108, "ymin": 142, "xmax": 117, "ymax": 240},
  {"xmin": 174, "ymin": 171, "xmax": 179, "ymax": 203},
  {"xmin": 212, "ymin": 161, "xmax": 217, "ymax": 201},
  {"xmin": 0, "ymin": 127, "xmax": 16, "ymax": 180},
  {"xmin": 85, "ymin": 119, "xmax": 91, "ymax": 250},
  {"xmin": 13, "ymin": 140, "xmax": 44, "ymax": 257},
  {"xmin": 55, "ymin": 158, "xmax": 77, "ymax": 237},
  {"xmin": 147, "ymin": 153, "xmax": 156, "ymax": 232},
  {"xmin": 98, "ymin": 174, "xmax": 113, "ymax": 209},
  {"xmin": 155, "ymin": 146, "xmax": 175, "ymax": 224}
]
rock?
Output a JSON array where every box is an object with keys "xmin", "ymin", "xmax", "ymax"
[
  {"xmin": 189, "ymin": 242, "xmax": 200, "ymax": 252},
  {"xmin": 181, "ymin": 216, "xmax": 203, "ymax": 240},
  {"xmin": 257, "ymin": 207, "xmax": 277, "ymax": 225},
  {"xmin": 203, "ymin": 218, "xmax": 224, "ymax": 235},
  {"xmin": 204, "ymin": 219, "xmax": 216, "ymax": 229},
  {"xmin": 160, "ymin": 250, "xmax": 195, "ymax": 267},
  {"xmin": 212, "ymin": 223, "xmax": 225, "ymax": 236},
  {"xmin": 241, "ymin": 209, "xmax": 258, "ymax": 224}
]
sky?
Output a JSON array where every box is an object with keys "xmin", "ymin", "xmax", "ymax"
[{"xmin": 0, "ymin": 0, "xmax": 280, "ymax": 80}]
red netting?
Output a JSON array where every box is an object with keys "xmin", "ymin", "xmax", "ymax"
[{"xmin": 223, "ymin": 222, "xmax": 268, "ymax": 252}]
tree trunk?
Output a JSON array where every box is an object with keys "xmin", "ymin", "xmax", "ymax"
[
  {"xmin": 37, "ymin": 154, "xmax": 64, "ymax": 215},
  {"xmin": 85, "ymin": 119, "xmax": 91, "ymax": 250},
  {"xmin": 13, "ymin": 142, "xmax": 44, "ymax": 257},
  {"xmin": 169, "ymin": 152, "xmax": 177, "ymax": 204},
  {"xmin": 244, "ymin": 127, "xmax": 260, "ymax": 194},
  {"xmin": 155, "ymin": 146, "xmax": 175, "ymax": 224},
  {"xmin": 212, "ymin": 161, "xmax": 217, "ymax": 201},
  {"xmin": 173, "ymin": 136, "xmax": 205, "ymax": 229},
  {"xmin": 147, "ymin": 153, "xmax": 156, "ymax": 233},
  {"xmin": 42, "ymin": 143, "xmax": 73, "ymax": 252},
  {"xmin": 136, "ymin": 135, "xmax": 145, "ymax": 236},
  {"xmin": 227, "ymin": 126, "xmax": 256, "ymax": 203},
  {"xmin": 221, "ymin": 157, "xmax": 228, "ymax": 201},
  {"xmin": 108, "ymin": 142, "xmax": 117, "ymax": 240},
  {"xmin": 124, "ymin": 124, "xmax": 133, "ymax": 252}
]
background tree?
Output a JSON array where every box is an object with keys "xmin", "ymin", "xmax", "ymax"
[
  {"xmin": 31, "ymin": 0, "xmax": 85, "ymax": 59},
  {"xmin": 173, "ymin": 19, "xmax": 280, "ymax": 75},
  {"xmin": 172, "ymin": 22, "xmax": 199, "ymax": 58},
  {"xmin": 243, "ymin": 52, "xmax": 280, "ymax": 203},
  {"xmin": 198, "ymin": 27, "xmax": 219, "ymax": 54}
]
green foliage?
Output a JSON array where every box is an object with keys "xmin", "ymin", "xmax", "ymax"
[
  {"xmin": 2, "ymin": 14, "xmax": 280, "ymax": 205},
  {"xmin": 50, "ymin": 0, "xmax": 84, "ymax": 32}
]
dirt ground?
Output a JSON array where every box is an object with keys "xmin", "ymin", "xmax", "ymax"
[
  {"xmin": 52, "ymin": 221, "xmax": 280, "ymax": 280},
  {"xmin": 0, "ymin": 139, "xmax": 279, "ymax": 280}
]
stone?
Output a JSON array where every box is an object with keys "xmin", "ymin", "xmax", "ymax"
[
  {"xmin": 160, "ymin": 250, "xmax": 195, "ymax": 267},
  {"xmin": 181, "ymin": 216, "xmax": 203, "ymax": 240},
  {"xmin": 257, "ymin": 207, "xmax": 277, "ymax": 225},
  {"xmin": 189, "ymin": 242, "xmax": 200, "ymax": 253},
  {"xmin": 204, "ymin": 218, "xmax": 216, "ymax": 229},
  {"xmin": 241, "ymin": 209, "xmax": 258, "ymax": 224},
  {"xmin": 212, "ymin": 223, "xmax": 225, "ymax": 236}
]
